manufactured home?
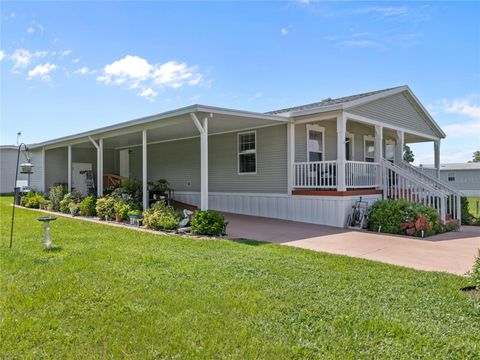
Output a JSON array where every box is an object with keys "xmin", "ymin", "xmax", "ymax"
[{"xmin": 0, "ymin": 86, "xmax": 461, "ymax": 227}]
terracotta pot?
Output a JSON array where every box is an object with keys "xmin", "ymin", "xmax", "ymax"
[{"xmin": 115, "ymin": 213, "xmax": 123, "ymax": 223}]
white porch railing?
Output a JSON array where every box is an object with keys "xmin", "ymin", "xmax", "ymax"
[
  {"xmin": 294, "ymin": 161, "xmax": 337, "ymax": 188},
  {"xmin": 345, "ymin": 161, "xmax": 379, "ymax": 188},
  {"xmin": 381, "ymin": 160, "xmax": 460, "ymax": 222}
]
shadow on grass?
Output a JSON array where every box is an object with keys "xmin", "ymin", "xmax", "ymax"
[
  {"xmin": 43, "ymin": 245, "xmax": 63, "ymax": 252},
  {"xmin": 230, "ymin": 238, "xmax": 270, "ymax": 246}
]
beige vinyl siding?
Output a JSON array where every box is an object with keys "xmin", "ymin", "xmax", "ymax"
[
  {"xmin": 347, "ymin": 92, "xmax": 437, "ymax": 137},
  {"xmin": 45, "ymin": 147, "xmax": 67, "ymax": 190},
  {"xmin": 209, "ymin": 124, "xmax": 287, "ymax": 193},
  {"xmin": 0, "ymin": 148, "xmax": 27, "ymax": 193},
  {"xmin": 141, "ymin": 124, "xmax": 287, "ymax": 193}
]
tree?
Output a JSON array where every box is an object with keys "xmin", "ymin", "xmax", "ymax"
[
  {"xmin": 471, "ymin": 151, "xmax": 480, "ymax": 163},
  {"xmin": 403, "ymin": 145, "xmax": 414, "ymax": 163}
]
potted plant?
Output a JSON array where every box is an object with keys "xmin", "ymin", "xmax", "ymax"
[
  {"xmin": 114, "ymin": 201, "xmax": 129, "ymax": 223},
  {"xmin": 148, "ymin": 179, "xmax": 169, "ymax": 200},
  {"xmin": 128, "ymin": 209, "xmax": 143, "ymax": 226}
]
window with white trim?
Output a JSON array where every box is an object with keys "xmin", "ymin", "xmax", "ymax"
[
  {"xmin": 238, "ymin": 131, "xmax": 256, "ymax": 174},
  {"xmin": 307, "ymin": 124, "xmax": 324, "ymax": 162},
  {"xmin": 447, "ymin": 172, "xmax": 455, "ymax": 181},
  {"xmin": 364, "ymin": 136, "xmax": 375, "ymax": 163}
]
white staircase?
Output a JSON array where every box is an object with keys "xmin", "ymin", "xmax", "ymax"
[{"xmin": 380, "ymin": 159, "xmax": 461, "ymax": 222}]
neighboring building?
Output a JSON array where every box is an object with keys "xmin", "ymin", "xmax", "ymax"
[
  {"xmin": 421, "ymin": 163, "xmax": 480, "ymax": 217},
  {"xmin": 0, "ymin": 145, "xmax": 30, "ymax": 194},
  {"xmin": 0, "ymin": 85, "xmax": 462, "ymax": 227}
]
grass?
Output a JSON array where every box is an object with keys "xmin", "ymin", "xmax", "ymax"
[{"xmin": 1, "ymin": 196, "xmax": 479, "ymax": 359}]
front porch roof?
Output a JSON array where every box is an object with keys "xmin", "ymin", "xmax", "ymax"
[{"xmin": 29, "ymin": 104, "xmax": 288, "ymax": 150}]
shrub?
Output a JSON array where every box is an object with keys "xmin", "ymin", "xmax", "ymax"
[
  {"xmin": 69, "ymin": 202, "xmax": 80, "ymax": 216},
  {"xmin": 143, "ymin": 201, "xmax": 178, "ymax": 231},
  {"xmin": 190, "ymin": 210, "xmax": 226, "ymax": 236},
  {"xmin": 79, "ymin": 196, "xmax": 97, "ymax": 216},
  {"xmin": 59, "ymin": 192, "xmax": 83, "ymax": 214},
  {"xmin": 95, "ymin": 196, "xmax": 116, "ymax": 221},
  {"xmin": 460, "ymin": 196, "xmax": 476, "ymax": 225},
  {"xmin": 114, "ymin": 201, "xmax": 130, "ymax": 220},
  {"xmin": 48, "ymin": 185, "xmax": 67, "ymax": 211},
  {"xmin": 21, "ymin": 192, "xmax": 46, "ymax": 208},
  {"xmin": 368, "ymin": 199, "xmax": 440, "ymax": 237},
  {"xmin": 472, "ymin": 250, "xmax": 480, "ymax": 289}
]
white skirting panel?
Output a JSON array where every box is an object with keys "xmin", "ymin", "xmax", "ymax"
[{"xmin": 175, "ymin": 191, "xmax": 382, "ymax": 228}]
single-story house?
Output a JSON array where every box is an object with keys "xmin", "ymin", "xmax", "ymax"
[
  {"xmin": 421, "ymin": 162, "xmax": 480, "ymax": 217},
  {"xmin": 0, "ymin": 85, "xmax": 461, "ymax": 227}
]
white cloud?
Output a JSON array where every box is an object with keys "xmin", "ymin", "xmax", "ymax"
[
  {"xmin": 355, "ymin": 6, "xmax": 409, "ymax": 16},
  {"xmin": 0, "ymin": 50, "xmax": 5, "ymax": 61},
  {"xmin": 27, "ymin": 27, "xmax": 35, "ymax": 34},
  {"xmin": 97, "ymin": 55, "xmax": 203, "ymax": 100},
  {"xmin": 342, "ymin": 39, "xmax": 377, "ymax": 47},
  {"xmin": 72, "ymin": 58, "xmax": 80, "ymax": 64},
  {"xmin": 10, "ymin": 49, "xmax": 47, "ymax": 69},
  {"xmin": 60, "ymin": 50, "xmax": 72, "ymax": 57},
  {"xmin": 428, "ymin": 95, "xmax": 480, "ymax": 138},
  {"xmin": 441, "ymin": 96, "xmax": 480, "ymax": 119},
  {"xmin": 74, "ymin": 67, "xmax": 94, "ymax": 75},
  {"xmin": 152, "ymin": 61, "xmax": 201, "ymax": 88},
  {"xmin": 139, "ymin": 88, "xmax": 158, "ymax": 101},
  {"xmin": 28, "ymin": 63, "xmax": 57, "ymax": 80},
  {"xmin": 281, "ymin": 28, "xmax": 289, "ymax": 35}
]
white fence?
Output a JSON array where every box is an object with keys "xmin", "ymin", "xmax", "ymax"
[
  {"xmin": 345, "ymin": 161, "xmax": 379, "ymax": 188},
  {"xmin": 294, "ymin": 161, "xmax": 337, "ymax": 188}
]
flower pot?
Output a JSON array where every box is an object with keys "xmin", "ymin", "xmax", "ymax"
[{"xmin": 115, "ymin": 214, "xmax": 123, "ymax": 223}]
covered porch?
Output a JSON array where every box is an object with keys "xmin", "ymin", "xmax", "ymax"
[
  {"xmin": 289, "ymin": 112, "xmax": 442, "ymax": 193},
  {"xmin": 42, "ymin": 105, "xmax": 288, "ymax": 210}
]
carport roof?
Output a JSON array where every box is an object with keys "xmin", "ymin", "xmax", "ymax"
[{"xmin": 29, "ymin": 104, "xmax": 288, "ymax": 149}]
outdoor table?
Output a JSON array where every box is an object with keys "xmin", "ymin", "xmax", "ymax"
[{"xmin": 37, "ymin": 216, "xmax": 57, "ymax": 249}]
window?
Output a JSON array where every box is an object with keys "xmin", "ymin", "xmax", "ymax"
[
  {"xmin": 345, "ymin": 132, "xmax": 354, "ymax": 161},
  {"xmin": 307, "ymin": 124, "xmax": 324, "ymax": 162},
  {"xmin": 448, "ymin": 172, "xmax": 455, "ymax": 181},
  {"xmin": 238, "ymin": 131, "xmax": 256, "ymax": 174},
  {"xmin": 364, "ymin": 136, "xmax": 375, "ymax": 163}
]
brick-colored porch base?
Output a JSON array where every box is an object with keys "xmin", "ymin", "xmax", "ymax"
[{"xmin": 292, "ymin": 189, "xmax": 383, "ymax": 196}]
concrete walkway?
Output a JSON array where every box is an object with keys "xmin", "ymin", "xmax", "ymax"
[{"xmin": 224, "ymin": 213, "xmax": 480, "ymax": 275}]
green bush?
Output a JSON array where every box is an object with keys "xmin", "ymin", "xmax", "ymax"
[
  {"xmin": 471, "ymin": 250, "xmax": 480, "ymax": 289},
  {"xmin": 143, "ymin": 201, "xmax": 178, "ymax": 231},
  {"xmin": 79, "ymin": 196, "xmax": 97, "ymax": 216},
  {"xmin": 48, "ymin": 185, "xmax": 67, "ymax": 211},
  {"xmin": 368, "ymin": 199, "xmax": 440, "ymax": 237},
  {"xmin": 95, "ymin": 196, "xmax": 116, "ymax": 221},
  {"xmin": 59, "ymin": 192, "xmax": 83, "ymax": 214},
  {"xmin": 21, "ymin": 192, "xmax": 46, "ymax": 208},
  {"xmin": 190, "ymin": 210, "xmax": 226, "ymax": 236}
]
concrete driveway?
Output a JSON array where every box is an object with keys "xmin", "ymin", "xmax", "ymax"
[{"xmin": 223, "ymin": 213, "xmax": 480, "ymax": 275}]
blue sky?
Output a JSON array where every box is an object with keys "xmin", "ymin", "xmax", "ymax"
[{"xmin": 1, "ymin": 1, "xmax": 479, "ymax": 164}]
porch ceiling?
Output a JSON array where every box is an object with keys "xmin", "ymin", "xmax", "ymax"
[{"xmin": 99, "ymin": 111, "xmax": 286, "ymax": 149}]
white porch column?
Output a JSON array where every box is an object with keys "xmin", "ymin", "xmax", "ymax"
[
  {"xmin": 200, "ymin": 117, "xmax": 209, "ymax": 210},
  {"xmin": 67, "ymin": 145, "xmax": 72, "ymax": 192},
  {"xmin": 142, "ymin": 129, "xmax": 148, "ymax": 210},
  {"xmin": 374, "ymin": 125, "xmax": 383, "ymax": 162},
  {"xmin": 88, "ymin": 136, "xmax": 102, "ymax": 198},
  {"xmin": 434, "ymin": 139, "xmax": 441, "ymax": 179},
  {"xmin": 99, "ymin": 138, "xmax": 103, "ymax": 196},
  {"xmin": 190, "ymin": 113, "xmax": 209, "ymax": 210},
  {"xmin": 41, "ymin": 147, "xmax": 46, "ymax": 192},
  {"xmin": 336, "ymin": 113, "xmax": 346, "ymax": 191},
  {"xmin": 374, "ymin": 125, "xmax": 383, "ymax": 188},
  {"xmin": 395, "ymin": 130, "xmax": 404, "ymax": 164},
  {"xmin": 287, "ymin": 122, "xmax": 295, "ymax": 195}
]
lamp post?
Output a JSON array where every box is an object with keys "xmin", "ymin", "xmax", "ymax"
[{"xmin": 9, "ymin": 143, "xmax": 34, "ymax": 248}]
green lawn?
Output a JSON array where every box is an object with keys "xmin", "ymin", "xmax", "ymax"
[{"xmin": 1, "ymin": 196, "xmax": 479, "ymax": 359}]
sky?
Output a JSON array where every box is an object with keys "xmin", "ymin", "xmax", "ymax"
[{"xmin": 1, "ymin": 1, "xmax": 479, "ymax": 164}]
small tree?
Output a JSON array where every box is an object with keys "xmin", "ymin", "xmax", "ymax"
[
  {"xmin": 403, "ymin": 145, "xmax": 415, "ymax": 163},
  {"xmin": 471, "ymin": 150, "xmax": 480, "ymax": 163}
]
